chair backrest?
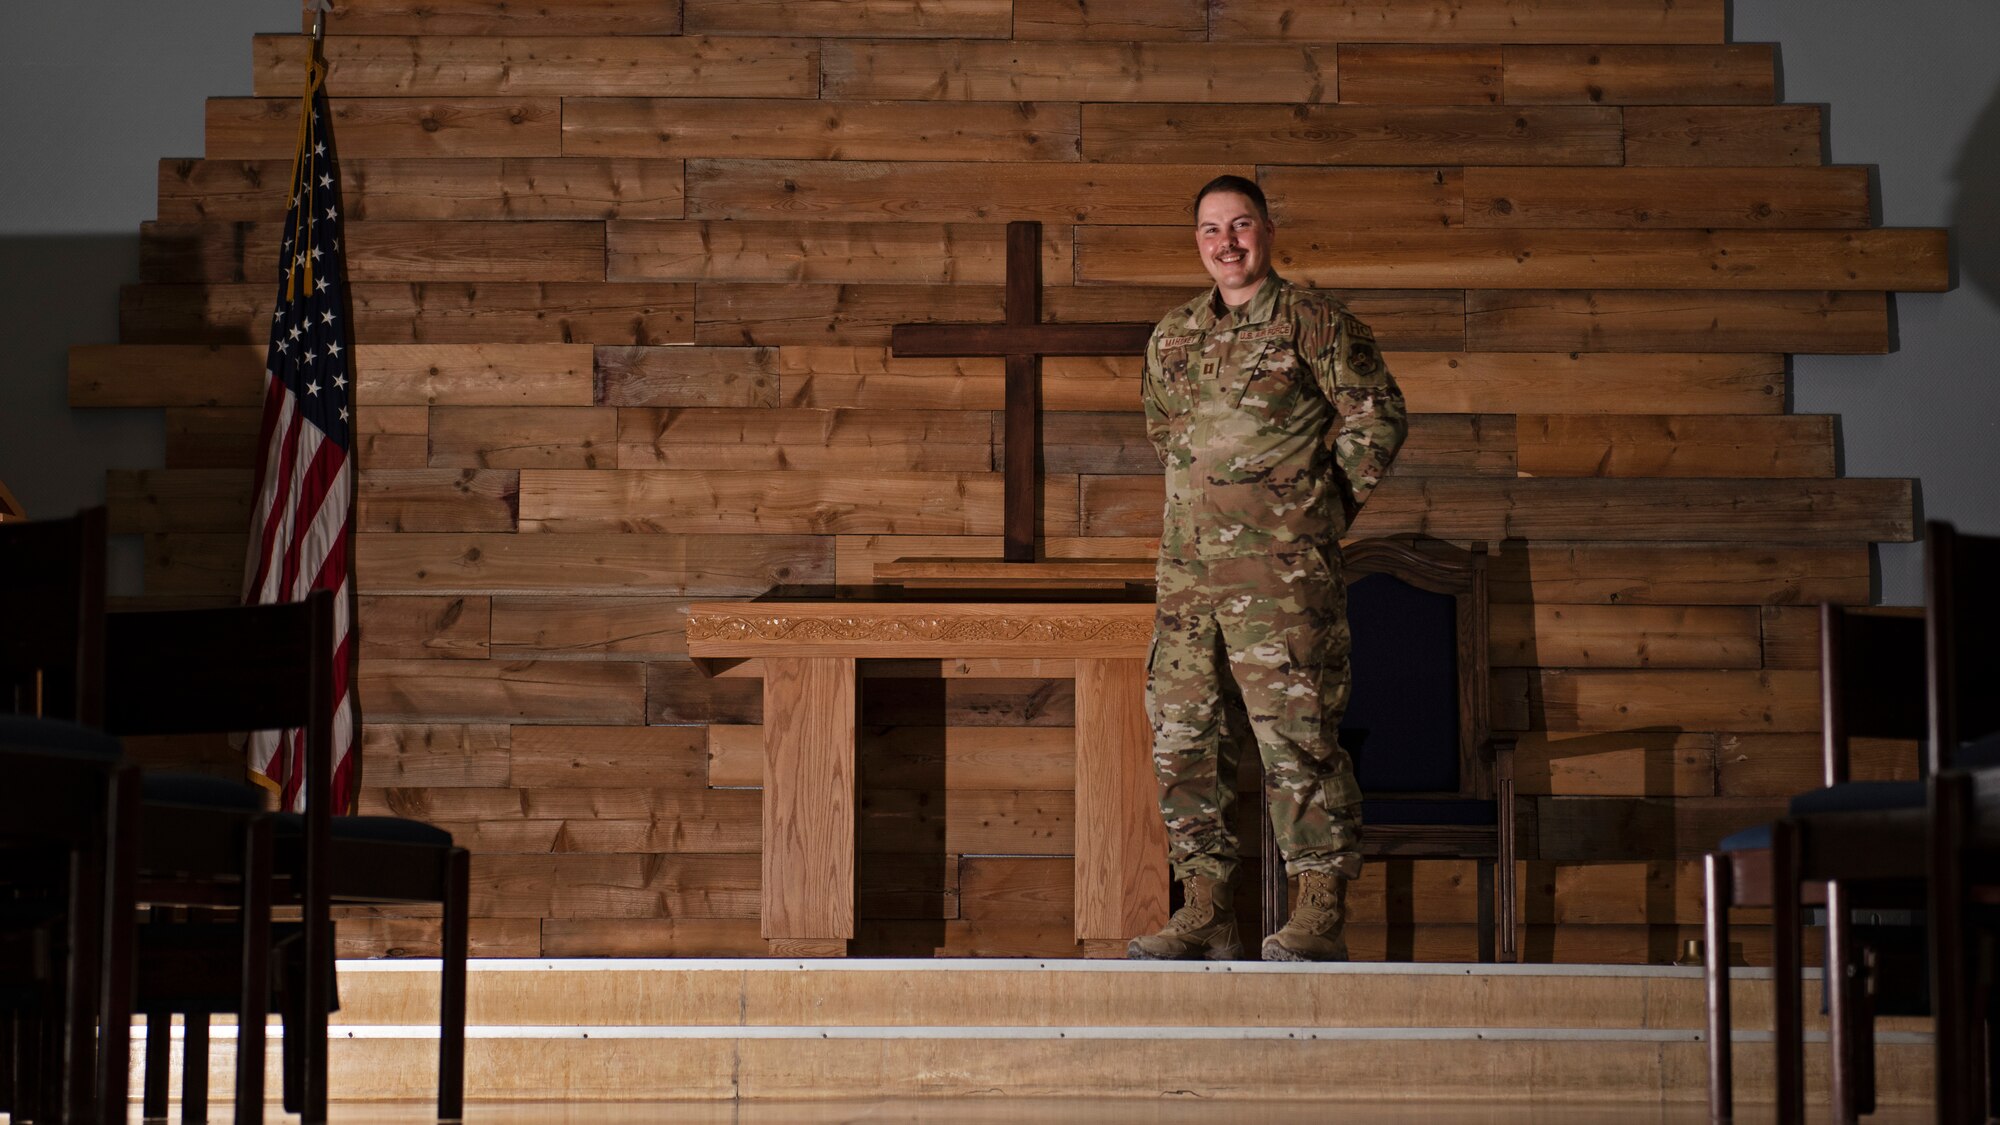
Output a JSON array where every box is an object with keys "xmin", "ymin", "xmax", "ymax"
[
  {"xmin": 1927, "ymin": 520, "xmax": 2000, "ymax": 771},
  {"xmin": 1818, "ymin": 602, "xmax": 1927, "ymax": 784},
  {"xmin": 1338, "ymin": 538, "xmax": 1490, "ymax": 800},
  {"xmin": 0, "ymin": 508, "xmax": 107, "ymax": 725},
  {"xmin": 104, "ymin": 592, "xmax": 335, "ymax": 816}
]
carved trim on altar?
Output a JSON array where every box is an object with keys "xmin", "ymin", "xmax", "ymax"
[{"xmin": 685, "ymin": 612, "xmax": 1154, "ymax": 647}]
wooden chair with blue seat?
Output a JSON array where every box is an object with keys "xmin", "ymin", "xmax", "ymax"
[
  {"xmin": 107, "ymin": 593, "xmax": 472, "ymax": 1124},
  {"xmin": 1257, "ymin": 537, "xmax": 1518, "ymax": 962},
  {"xmin": 3, "ymin": 508, "xmax": 279, "ymax": 1125},
  {"xmin": 1705, "ymin": 521, "xmax": 2000, "ymax": 1123},
  {"xmin": 0, "ymin": 507, "xmax": 140, "ymax": 1124}
]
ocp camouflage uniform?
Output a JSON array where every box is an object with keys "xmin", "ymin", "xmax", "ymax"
[{"xmin": 1141, "ymin": 273, "xmax": 1408, "ymax": 884}]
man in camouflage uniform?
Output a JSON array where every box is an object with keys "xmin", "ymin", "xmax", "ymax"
[{"xmin": 1128, "ymin": 175, "xmax": 1408, "ymax": 962}]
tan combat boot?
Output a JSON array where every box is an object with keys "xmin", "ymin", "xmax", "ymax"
[
  {"xmin": 1260, "ymin": 870, "xmax": 1350, "ymax": 962},
  {"xmin": 1127, "ymin": 874, "xmax": 1243, "ymax": 961}
]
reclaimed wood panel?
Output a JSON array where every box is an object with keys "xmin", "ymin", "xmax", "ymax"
[
  {"xmin": 161, "ymin": 407, "xmax": 259, "ymax": 469},
  {"xmin": 359, "ymin": 468, "xmax": 519, "ymax": 532},
  {"xmin": 1078, "ymin": 227, "xmax": 1948, "ymax": 292},
  {"xmin": 1490, "ymin": 604, "xmax": 1761, "ymax": 669},
  {"xmin": 695, "ymin": 283, "xmax": 1004, "ymax": 347},
  {"xmin": 646, "ymin": 665, "xmax": 1080, "ymax": 727},
  {"xmin": 357, "ymin": 594, "xmax": 492, "ymax": 660},
  {"xmin": 141, "ymin": 220, "xmax": 608, "ymax": 283},
  {"xmin": 508, "ymin": 725, "xmax": 709, "ymax": 788},
  {"xmin": 1716, "ymin": 733, "xmax": 1919, "ymax": 798},
  {"xmin": 707, "ymin": 725, "xmax": 1076, "ymax": 790},
  {"xmin": 1513, "ymin": 415, "xmax": 1836, "ymax": 478},
  {"xmin": 821, "ymin": 41, "xmax": 1335, "ymax": 103},
  {"xmin": 1511, "ymin": 731, "xmax": 1717, "ymax": 797},
  {"xmin": 518, "ymin": 469, "xmax": 1080, "ymax": 535},
  {"xmin": 616, "ymin": 408, "xmax": 995, "ymax": 471},
  {"xmin": 1079, "ymin": 476, "xmax": 1913, "ymax": 543},
  {"xmin": 595, "ymin": 346, "xmax": 782, "ymax": 407},
  {"xmin": 1624, "ymin": 106, "xmax": 1824, "ymax": 166},
  {"xmin": 355, "ymin": 406, "xmax": 431, "ymax": 468},
  {"xmin": 317, "ymin": 0, "xmax": 684, "ymax": 36},
  {"xmin": 356, "ymin": 532, "xmax": 831, "ymax": 594},
  {"xmin": 1489, "ymin": 543, "xmax": 1872, "ymax": 606},
  {"xmin": 1503, "ymin": 46, "xmax": 1773, "ymax": 105},
  {"xmin": 359, "ymin": 658, "xmax": 648, "ymax": 723},
  {"xmin": 685, "ymin": 0, "xmax": 1009, "ymax": 37},
  {"xmin": 563, "ymin": 99, "xmax": 1081, "ymax": 162},
  {"xmin": 377, "ymin": 786, "xmax": 762, "ymax": 850},
  {"xmin": 106, "ymin": 469, "xmax": 247, "ymax": 533},
  {"xmin": 1462, "ymin": 166, "xmax": 1871, "ymax": 229},
  {"xmin": 1082, "ymin": 104, "xmax": 1623, "ymax": 165},
  {"xmin": 469, "ymin": 853, "xmax": 760, "ymax": 918},
  {"xmin": 490, "ymin": 595, "xmax": 693, "ymax": 658},
  {"xmin": 686, "ymin": 158, "xmax": 1230, "ymax": 224},
  {"xmin": 77, "ymin": 344, "xmax": 596, "ymax": 406},
  {"xmin": 771, "ymin": 351, "xmax": 1141, "ymax": 412},
  {"xmin": 139, "ymin": 534, "xmax": 247, "ymax": 597},
  {"xmin": 1015, "ymin": 0, "xmax": 1205, "ymax": 40},
  {"xmin": 860, "ymin": 789, "xmax": 1074, "ymax": 855},
  {"xmin": 158, "ymin": 157, "xmax": 685, "ymax": 222},
  {"xmin": 1207, "ymin": 0, "xmax": 1726, "ymax": 44},
  {"xmin": 206, "ymin": 97, "xmax": 562, "ymax": 159},
  {"xmin": 537, "ymin": 918, "xmax": 766, "ymax": 957},
  {"xmin": 1338, "ymin": 46, "xmax": 1500, "ymax": 105},
  {"xmin": 1511, "ymin": 671, "xmax": 1821, "ymax": 734},
  {"xmin": 119, "ymin": 283, "xmax": 694, "ymax": 346},
  {"xmin": 607, "ymin": 220, "xmax": 1070, "ymax": 284},
  {"xmin": 1758, "ymin": 604, "xmax": 1821, "ymax": 671},
  {"xmin": 337, "ymin": 916, "xmax": 540, "ymax": 959},
  {"xmin": 1533, "ymin": 796, "xmax": 1789, "ymax": 861},
  {"xmin": 1257, "ymin": 167, "xmax": 1464, "ymax": 227},
  {"xmin": 1391, "ymin": 353, "xmax": 1785, "ymax": 415},
  {"xmin": 428, "ymin": 406, "xmax": 618, "ymax": 469},
  {"xmin": 255, "ymin": 34, "xmax": 819, "ymax": 98},
  {"xmin": 833, "ymin": 534, "xmax": 1156, "ymax": 586},
  {"xmin": 1465, "ymin": 290, "xmax": 1889, "ymax": 353},
  {"xmin": 362, "ymin": 723, "xmax": 512, "ymax": 787},
  {"xmin": 649, "ymin": 661, "xmax": 764, "ymax": 724}
]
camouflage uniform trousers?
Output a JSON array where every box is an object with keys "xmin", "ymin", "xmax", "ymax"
[{"xmin": 1146, "ymin": 545, "xmax": 1364, "ymax": 884}]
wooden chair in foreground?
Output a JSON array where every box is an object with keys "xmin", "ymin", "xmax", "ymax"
[
  {"xmin": 1924, "ymin": 519, "xmax": 2000, "ymax": 1123},
  {"xmin": 1258, "ymin": 537, "xmax": 1517, "ymax": 962},
  {"xmin": 1706, "ymin": 522, "xmax": 2000, "ymax": 1123},
  {"xmin": 107, "ymin": 594, "xmax": 472, "ymax": 1124},
  {"xmin": 0, "ymin": 508, "xmax": 138, "ymax": 1124}
]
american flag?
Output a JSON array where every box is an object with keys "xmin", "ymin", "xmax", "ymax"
[{"xmin": 242, "ymin": 53, "xmax": 357, "ymax": 813}]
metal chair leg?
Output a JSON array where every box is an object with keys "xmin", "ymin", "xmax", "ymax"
[{"xmin": 1825, "ymin": 879, "xmax": 1857, "ymax": 1123}]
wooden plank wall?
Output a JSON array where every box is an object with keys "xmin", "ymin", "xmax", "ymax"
[{"xmin": 73, "ymin": 0, "xmax": 1944, "ymax": 964}]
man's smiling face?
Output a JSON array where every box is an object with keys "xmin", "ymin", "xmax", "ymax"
[{"xmin": 1195, "ymin": 190, "xmax": 1274, "ymax": 305}]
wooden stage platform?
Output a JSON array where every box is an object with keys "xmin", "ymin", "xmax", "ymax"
[{"xmin": 133, "ymin": 959, "xmax": 1935, "ymax": 1111}]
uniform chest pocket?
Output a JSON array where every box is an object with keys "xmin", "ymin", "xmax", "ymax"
[{"xmin": 1230, "ymin": 341, "xmax": 1306, "ymax": 414}]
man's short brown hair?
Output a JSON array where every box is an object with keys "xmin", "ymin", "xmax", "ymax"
[{"xmin": 1193, "ymin": 174, "xmax": 1269, "ymax": 222}]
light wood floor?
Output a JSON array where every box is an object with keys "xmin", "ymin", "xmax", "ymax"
[{"xmin": 122, "ymin": 1099, "xmax": 1938, "ymax": 1124}]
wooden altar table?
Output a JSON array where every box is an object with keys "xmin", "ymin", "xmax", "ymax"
[{"xmin": 686, "ymin": 599, "xmax": 1168, "ymax": 956}]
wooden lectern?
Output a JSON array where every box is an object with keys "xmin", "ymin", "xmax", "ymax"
[{"xmin": 686, "ymin": 599, "xmax": 1168, "ymax": 957}]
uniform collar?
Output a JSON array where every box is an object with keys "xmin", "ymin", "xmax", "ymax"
[{"xmin": 1193, "ymin": 272, "xmax": 1284, "ymax": 332}]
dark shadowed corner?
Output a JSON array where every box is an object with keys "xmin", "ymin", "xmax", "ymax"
[{"xmin": 0, "ymin": 234, "xmax": 164, "ymax": 594}]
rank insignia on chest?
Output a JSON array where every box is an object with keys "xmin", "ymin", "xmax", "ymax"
[{"xmin": 1201, "ymin": 358, "xmax": 1219, "ymax": 379}]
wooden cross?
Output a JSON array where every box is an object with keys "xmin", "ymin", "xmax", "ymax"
[{"xmin": 891, "ymin": 221, "xmax": 1153, "ymax": 562}]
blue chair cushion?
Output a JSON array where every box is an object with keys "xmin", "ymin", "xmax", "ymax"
[
  {"xmin": 0, "ymin": 714, "xmax": 120, "ymax": 758},
  {"xmin": 274, "ymin": 813, "xmax": 454, "ymax": 848},
  {"xmin": 140, "ymin": 771, "xmax": 266, "ymax": 812},
  {"xmin": 1958, "ymin": 731, "xmax": 2000, "ymax": 770},
  {"xmin": 1788, "ymin": 780, "xmax": 1926, "ymax": 816},
  {"xmin": 1717, "ymin": 823, "xmax": 1772, "ymax": 852},
  {"xmin": 1362, "ymin": 798, "xmax": 1498, "ymax": 827},
  {"xmin": 1342, "ymin": 573, "xmax": 1463, "ymax": 794}
]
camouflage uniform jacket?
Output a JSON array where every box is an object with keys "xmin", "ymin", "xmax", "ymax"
[{"xmin": 1142, "ymin": 273, "xmax": 1410, "ymax": 561}]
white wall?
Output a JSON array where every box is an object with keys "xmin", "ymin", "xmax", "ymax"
[{"xmin": 1, "ymin": 1, "xmax": 1993, "ymax": 601}]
